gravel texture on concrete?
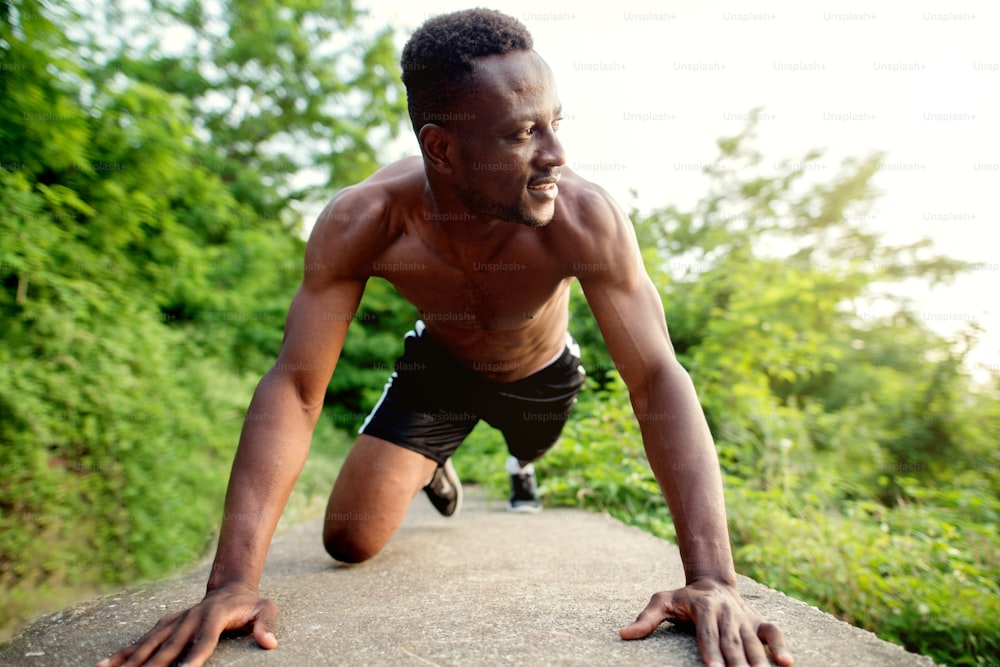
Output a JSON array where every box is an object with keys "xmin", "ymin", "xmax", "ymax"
[{"xmin": 1, "ymin": 488, "xmax": 937, "ymax": 666}]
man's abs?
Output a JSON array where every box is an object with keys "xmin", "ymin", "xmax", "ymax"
[{"xmin": 418, "ymin": 288, "xmax": 572, "ymax": 383}]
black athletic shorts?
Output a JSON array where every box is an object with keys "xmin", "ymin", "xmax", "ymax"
[{"xmin": 359, "ymin": 321, "xmax": 586, "ymax": 465}]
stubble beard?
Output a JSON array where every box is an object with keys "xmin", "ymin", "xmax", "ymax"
[{"xmin": 453, "ymin": 183, "xmax": 552, "ymax": 229}]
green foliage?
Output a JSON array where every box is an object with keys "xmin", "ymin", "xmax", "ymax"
[
  {"xmin": 729, "ymin": 483, "xmax": 1000, "ymax": 666},
  {"xmin": 0, "ymin": 0, "xmax": 403, "ymax": 639},
  {"xmin": 77, "ymin": 0, "xmax": 407, "ymax": 214}
]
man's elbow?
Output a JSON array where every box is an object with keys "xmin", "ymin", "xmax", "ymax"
[
  {"xmin": 260, "ymin": 365, "xmax": 326, "ymax": 422},
  {"xmin": 627, "ymin": 357, "xmax": 694, "ymax": 413}
]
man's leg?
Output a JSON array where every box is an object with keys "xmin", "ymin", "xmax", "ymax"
[
  {"xmin": 340, "ymin": 319, "xmax": 476, "ymax": 530},
  {"xmin": 488, "ymin": 338, "xmax": 587, "ymax": 512},
  {"xmin": 506, "ymin": 455, "xmax": 543, "ymax": 513},
  {"xmin": 322, "ymin": 434, "xmax": 437, "ymax": 563}
]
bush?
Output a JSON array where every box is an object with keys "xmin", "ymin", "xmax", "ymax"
[{"xmin": 0, "ymin": 296, "xmax": 251, "ymax": 636}]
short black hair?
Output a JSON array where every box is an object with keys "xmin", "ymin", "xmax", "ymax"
[{"xmin": 401, "ymin": 8, "xmax": 533, "ymax": 135}]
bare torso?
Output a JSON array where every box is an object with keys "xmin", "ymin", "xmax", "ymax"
[{"xmin": 323, "ymin": 156, "xmax": 598, "ymax": 382}]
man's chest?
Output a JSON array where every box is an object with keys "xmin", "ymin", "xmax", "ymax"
[{"xmin": 370, "ymin": 234, "xmax": 569, "ymax": 331}]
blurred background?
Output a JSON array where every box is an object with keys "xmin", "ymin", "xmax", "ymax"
[{"xmin": 1, "ymin": 1, "xmax": 997, "ymax": 664}]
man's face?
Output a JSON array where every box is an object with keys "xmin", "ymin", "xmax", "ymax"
[{"xmin": 446, "ymin": 50, "xmax": 566, "ymax": 228}]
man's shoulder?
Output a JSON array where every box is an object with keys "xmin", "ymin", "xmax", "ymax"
[
  {"xmin": 317, "ymin": 157, "xmax": 425, "ymax": 228},
  {"xmin": 305, "ymin": 157, "xmax": 426, "ymax": 279},
  {"xmin": 555, "ymin": 169, "xmax": 629, "ymax": 234},
  {"xmin": 547, "ymin": 168, "xmax": 648, "ymax": 284}
]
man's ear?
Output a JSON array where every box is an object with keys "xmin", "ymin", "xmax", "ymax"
[{"xmin": 419, "ymin": 124, "xmax": 453, "ymax": 175}]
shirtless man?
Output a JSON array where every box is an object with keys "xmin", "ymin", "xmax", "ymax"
[{"xmin": 101, "ymin": 9, "xmax": 793, "ymax": 667}]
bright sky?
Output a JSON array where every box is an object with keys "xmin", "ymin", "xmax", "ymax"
[{"xmin": 356, "ymin": 0, "xmax": 998, "ymax": 382}]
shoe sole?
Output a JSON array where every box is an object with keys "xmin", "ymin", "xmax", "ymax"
[{"xmin": 506, "ymin": 502, "xmax": 542, "ymax": 514}]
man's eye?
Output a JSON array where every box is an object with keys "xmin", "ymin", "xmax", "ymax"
[{"xmin": 552, "ymin": 116, "xmax": 564, "ymax": 131}]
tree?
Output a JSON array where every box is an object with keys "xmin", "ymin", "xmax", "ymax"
[
  {"xmin": 78, "ymin": 0, "xmax": 407, "ymax": 216},
  {"xmin": 572, "ymin": 111, "xmax": 978, "ymax": 495}
]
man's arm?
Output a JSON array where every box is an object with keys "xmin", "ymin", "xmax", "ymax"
[
  {"xmin": 204, "ymin": 273, "xmax": 365, "ymax": 595},
  {"xmin": 98, "ymin": 195, "xmax": 376, "ymax": 667},
  {"xmin": 574, "ymin": 190, "xmax": 793, "ymax": 667}
]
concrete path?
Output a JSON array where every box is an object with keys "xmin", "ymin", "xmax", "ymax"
[{"xmin": 1, "ymin": 488, "xmax": 935, "ymax": 666}]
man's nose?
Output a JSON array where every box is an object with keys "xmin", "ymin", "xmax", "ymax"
[{"xmin": 536, "ymin": 129, "xmax": 566, "ymax": 168}]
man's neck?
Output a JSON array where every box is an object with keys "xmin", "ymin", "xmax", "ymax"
[{"xmin": 422, "ymin": 184, "xmax": 521, "ymax": 256}]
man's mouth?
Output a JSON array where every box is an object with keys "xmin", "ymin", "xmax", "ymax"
[
  {"xmin": 526, "ymin": 181, "xmax": 559, "ymax": 200},
  {"xmin": 527, "ymin": 174, "xmax": 560, "ymax": 196}
]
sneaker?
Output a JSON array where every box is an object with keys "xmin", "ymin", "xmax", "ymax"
[
  {"xmin": 424, "ymin": 458, "xmax": 462, "ymax": 517},
  {"xmin": 508, "ymin": 465, "xmax": 542, "ymax": 514}
]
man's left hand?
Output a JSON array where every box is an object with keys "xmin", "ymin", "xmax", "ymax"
[{"xmin": 620, "ymin": 579, "xmax": 794, "ymax": 666}]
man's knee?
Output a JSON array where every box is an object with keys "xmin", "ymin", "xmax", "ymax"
[{"xmin": 322, "ymin": 523, "xmax": 382, "ymax": 564}]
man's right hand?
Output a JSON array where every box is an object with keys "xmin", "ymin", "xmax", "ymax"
[{"xmin": 96, "ymin": 583, "xmax": 278, "ymax": 667}]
